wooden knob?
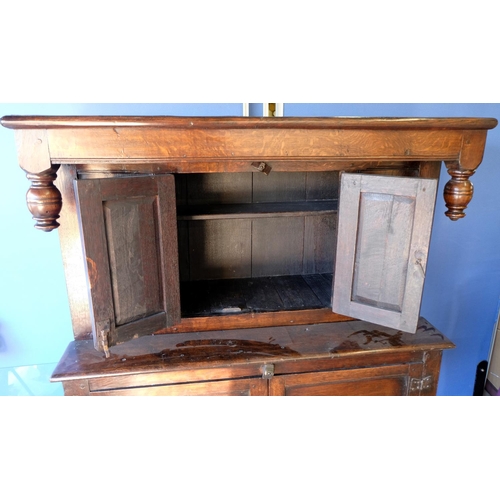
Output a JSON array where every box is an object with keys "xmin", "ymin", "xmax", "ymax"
[
  {"xmin": 26, "ymin": 170, "xmax": 62, "ymax": 231},
  {"xmin": 443, "ymin": 165, "xmax": 475, "ymax": 221}
]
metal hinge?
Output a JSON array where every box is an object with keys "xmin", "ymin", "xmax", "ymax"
[
  {"xmin": 409, "ymin": 375, "xmax": 433, "ymax": 394},
  {"xmin": 96, "ymin": 319, "xmax": 111, "ymax": 359},
  {"xmin": 262, "ymin": 364, "xmax": 275, "ymax": 379}
]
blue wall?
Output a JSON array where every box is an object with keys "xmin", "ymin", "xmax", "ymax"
[
  {"xmin": 0, "ymin": 104, "xmax": 242, "ymax": 395},
  {"xmin": 1, "ymin": 103, "xmax": 499, "ymax": 395},
  {"xmin": 286, "ymin": 104, "xmax": 500, "ymax": 395}
]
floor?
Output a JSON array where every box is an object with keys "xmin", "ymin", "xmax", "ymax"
[{"xmin": 0, "ymin": 363, "xmax": 63, "ymax": 396}]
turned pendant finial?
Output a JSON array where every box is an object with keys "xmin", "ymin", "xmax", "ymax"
[
  {"xmin": 25, "ymin": 167, "xmax": 62, "ymax": 231},
  {"xmin": 443, "ymin": 163, "xmax": 475, "ymax": 221}
]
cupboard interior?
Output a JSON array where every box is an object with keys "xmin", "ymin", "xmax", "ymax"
[
  {"xmin": 175, "ymin": 171, "xmax": 338, "ymax": 318},
  {"xmin": 174, "ymin": 166, "xmax": 418, "ymax": 319},
  {"xmin": 176, "ymin": 170, "xmax": 338, "ymax": 319}
]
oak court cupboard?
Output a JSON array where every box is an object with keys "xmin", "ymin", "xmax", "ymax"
[{"xmin": 1, "ymin": 115, "xmax": 497, "ymax": 396}]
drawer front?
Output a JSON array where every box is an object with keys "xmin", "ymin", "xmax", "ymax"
[
  {"xmin": 89, "ymin": 377, "xmax": 268, "ymax": 396},
  {"xmin": 269, "ymin": 364, "xmax": 416, "ymax": 396}
]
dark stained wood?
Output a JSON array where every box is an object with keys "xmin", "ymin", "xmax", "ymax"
[
  {"xmin": 269, "ymin": 365, "xmax": 412, "ymax": 396},
  {"xmin": 87, "ymin": 364, "xmax": 268, "ymax": 391},
  {"xmin": 188, "ymin": 219, "xmax": 252, "ymax": 280},
  {"xmin": 419, "ymin": 161, "xmax": 442, "ymax": 179},
  {"xmin": 51, "ymin": 317, "xmax": 454, "ymax": 396},
  {"xmin": 177, "ymin": 220, "xmax": 190, "ymax": 282},
  {"xmin": 44, "ymin": 128, "xmax": 472, "ymax": 163},
  {"xmin": 13, "ymin": 120, "xmax": 62, "ymax": 232},
  {"xmin": 180, "ymin": 275, "xmax": 332, "ymax": 318},
  {"xmin": 252, "ymin": 217, "xmax": 304, "ymax": 277},
  {"xmin": 180, "ymin": 280, "xmax": 213, "ymax": 317},
  {"xmin": 208, "ymin": 280, "xmax": 249, "ymax": 315},
  {"xmin": 55, "ymin": 165, "xmax": 92, "ymax": 340},
  {"xmin": 174, "ymin": 173, "xmax": 188, "ymax": 205},
  {"xmin": 91, "ymin": 378, "xmax": 269, "ymax": 396},
  {"xmin": 25, "ymin": 166, "xmax": 62, "ymax": 231},
  {"xmin": 3, "ymin": 117, "xmax": 496, "ymax": 231},
  {"xmin": 443, "ymin": 161, "xmax": 475, "ymax": 221},
  {"xmin": 3, "ymin": 117, "xmax": 492, "ymax": 176},
  {"xmin": 3, "ymin": 115, "xmax": 497, "ymax": 129},
  {"xmin": 156, "ymin": 175, "xmax": 182, "ymax": 326},
  {"xmin": 177, "ymin": 201, "xmax": 337, "ymax": 220},
  {"xmin": 76, "ymin": 160, "xmax": 432, "ymax": 175},
  {"xmin": 74, "ymin": 178, "xmax": 116, "ymax": 351},
  {"xmin": 14, "ymin": 128, "xmax": 51, "ymax": 173},
  {"xmin": 185, "ymin": 172, "xmax": 252, "ymax": 205},
  {"xmin": 61, "ymin": 379, "xmax": 90, "ymax": 396},
  {"xmin": 305, "ymin": 171, "xmax": 339, "ymax": 200},
  {"xmin": 273, "ymin": 275, "xmax": 323, "ymax": 309},
  {"xmin": 160, "ymin": 308, "xmax": 353, "ymax": 334},
  {"xmin": 4, "ymin": 115, "xmax": 495, "ymax": 395},
  {"xmin": 407, "ymin": 361, "xmax": 425, "ymax": 395},
  {"xmin": 243, "ymin": 278, "xmax": 285, "ymax": 312},
  {"xmin": 252, "ymin": 172, "xmax": 306, "ymax": 202},
  {"xmin": 420, "ymin": 350, "xmax": 443, "ymax": 396},
  {"xmin": 303, "ymin": 214, "xmax": 337, "ymax": 274},
  {"xmin": 303, "ymin": 274, "xmax": 333, "ymax": 306},
  {"xmin": 75, "ymin": 175, "xmax": 181, "ymax": 350},
  {"xmin": 178, "ymin": 171, "xmax": 338, "ymax": 284},
  {"xmin": 357, "ymin": 164, "xmax": 420, "ymax": 178},
  {"xmin": 103, "ymin": 196, "xmax": 163, "ymax": 325}
]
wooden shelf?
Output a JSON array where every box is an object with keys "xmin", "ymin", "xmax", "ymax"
[
  {"xmin": 177, "ymin": 201, "xmax": 338, "ymax": 221},
  {"xmin": 180, "ymin": 274, "xmax": 333, "ymax": 318}
]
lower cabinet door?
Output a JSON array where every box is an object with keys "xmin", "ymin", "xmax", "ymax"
[
  {"xmin": 269, "ymin": 364, "xmax": 416, "ymax": 396},
  {"xmin": 67, "ymin": 361, "xmax": 431, "ymax": 396},
  {"xmin": 90, "ymin": 377, "xmax": 268, "ymax": 396}
]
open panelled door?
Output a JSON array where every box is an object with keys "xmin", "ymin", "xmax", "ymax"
[
  {"xmin": 75, "ymin": 175, "xmax": 180, "ymax": 356},
  {"xmin": 332, "ymin": 173, "xmax": 437, "ymax": 333}
]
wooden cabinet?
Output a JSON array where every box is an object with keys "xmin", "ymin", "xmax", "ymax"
[
  {"xmin": 52, "ymin": 318, "xmax": 452, "ymax": 396},
  {"xmin": 1, "ymin": 115, "xmax": 497, "ymax": 395}
]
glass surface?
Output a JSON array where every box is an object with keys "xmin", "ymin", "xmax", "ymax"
[{"xmin": 0, "ymin": 363, "xmax": 63, "ymax": 396}]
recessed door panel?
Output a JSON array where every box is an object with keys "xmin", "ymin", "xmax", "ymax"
[
  {"xmin": 75, "ymin": 175, "xmax": 180, "ymax": 351},
  {"xmin": 332, "ymin": 173, "xmax": 437, "ymax": 333}
]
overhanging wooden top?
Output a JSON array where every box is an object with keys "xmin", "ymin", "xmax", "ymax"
[
  {"xmin": 1, "ymin": 115, "xmax": 498, "ymax": 130},
  {"xmin": 3, "ymin": 115, "xmax": 497, "ymax": 228}
]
